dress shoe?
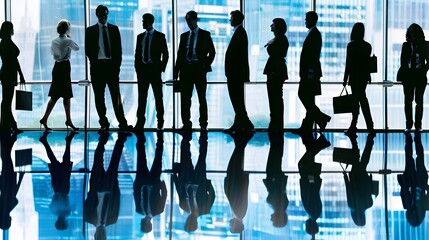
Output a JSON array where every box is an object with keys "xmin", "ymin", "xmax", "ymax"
[
  {"xmin": 65, "ymin": 121, "xmax": 79, "ymax": 132},
  {"xmin": 119, "ymin": 125, "xmax": 133, "ymax": 132},
  {"xmin": 177, "ymin": 125, "xmax": 192, "ymax": 132},
  {"xmin": 39, "ymin": 119, "xmax": 52, "ymax": 132},
  {"xmin": 98, "ymin": 126, "xmax": 110, "ymax": 132},
  {"xmin": 318, "ymin": 115, "xmax": 331, "ymax": 131},
  {"xmin": 223, "ymin": 126, "xmax": 236, "ymax": 133}
]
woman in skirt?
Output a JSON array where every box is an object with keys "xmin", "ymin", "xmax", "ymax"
[{"xmin": 40, "ymin": 19, "xmax": 79, "ymax": 131}]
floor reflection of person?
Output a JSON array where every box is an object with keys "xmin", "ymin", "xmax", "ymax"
[
  {"xmin": 298, "ymin": 133, "xmax": 330, "ymax": 239},
  {"xmin": 172, "ymin": 132, "xmax": 214, "ymax": 232},
  {"xmin": 84, "ymin": 132, "xmax": 130, "ymax": 240},
  {"xmin": 224, "ymin": 132, "xmax": 253, "ymax": 233},
  {"xmin": 343, "ymin": 133, "xmax": 377, "ymax": 226},
  {"xmin": 0, "ymin": 132, "xmax": 24, "ymax": 230},
  {"xmin": 133, "ymin": 132, "xmax": 167, "ymax": 233},
  {"xmin": 263, "ymin": 133, "xmax": 288, "ymax": 227},
  {"xmin": 39, "ymin": 131, "xmax": 78, "ymax": 230},
  {"xmin": 398, "ymin": 132, "xmax": 429, "ymax": 227}
]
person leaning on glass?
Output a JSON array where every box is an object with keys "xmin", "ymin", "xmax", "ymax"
[
  {"xmin": 263, "ymin": 18, "xmax": 289, "ymax": 134},
  {"xmin": 400, "ymin": 23, "xmax": 429, "ymax": 132},
  {"xmin": 40, "ymin": 19, "xmax": 79, "ymax": 132},
  {"xmin": 0, "ymin": 21, "xmax": 25, "ymax": 133},
  {"xmin": 342, "ymin": 22, "xmax": 374, "ymax": 135}
]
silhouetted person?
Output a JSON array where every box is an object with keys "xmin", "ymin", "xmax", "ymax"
[
  {"xmin": 39, "ymin": 131, "xmax": 78, "ymax": 230},
  {"xmin": 224, "ymin": 132, "xmax": 254, "ymax": 233},
  {"xmin": 134, "ymin": 13, "xmax": 169, "ymax": 131},
  {"xmin": 298, "ymin": 133, "xmax": 330, "ymax": 239},
  {"xmin": 264, "ymin": 18, "xmax": 289, "ymax": 134},
  {"xmin": 40, "ymin": 19, "xmax": 80, "ymax": 132},
  {"xmin": 223, "ymin": 10, "xmax": 254, "ymax": 133},
  {"xmin": 343, "ymin": 133, "xmax": 378, "ymax": 226},
  {"xmin": 0, "ymin": 21, "xmax": 25, "ymax": 133},
  {"xmin": 172, "ymin": 131, "xmax": 214, "ymax": 232},
  {"xmin": 343, "ymin": 23, "xmax": 374, "ymax": 135},
  {"xmin": 400, "ymin": 23, "xmax": 429, "ymax": 132},
  {"xmin": 133, "ymin": 132, "xmax": 167, "ymax": 233},
  {"xmin": 0, "ymin": 132, "xmax": 24, "ymax": 230},
  {"xmin": 85, "ymin": 5, "xmax": 132, "ymax": 132},
  {"xmin": 398, "ymin": 132, "xmax": 429, "ymax": 227},
  {"xmin": 84, "ymin": 132, "xmax": 130, "ymax": 240},
  {"xmin": 263, "ymin": 133, "xmax": 288, "ymax": 227},
  {"xmin": 294, "ymin": 11, "xmax": 330, "ymax": 134},
  {"xmin": 173, "ymin": 10, "xmax": 216, "ymax": 132}
]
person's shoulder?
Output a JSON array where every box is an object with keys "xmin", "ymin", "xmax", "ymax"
[{"xmin": 154, "ymin": 30, "xmax": 166, "ymax": 38}]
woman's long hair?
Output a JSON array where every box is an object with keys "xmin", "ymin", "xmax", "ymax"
[{"xmin": 0, "ymin": 21, "xmax": 13, "ymax": 39}]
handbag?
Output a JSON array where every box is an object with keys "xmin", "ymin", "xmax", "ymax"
[
  {"xmin": 369, "ymin": 54, "xmax": 377, "ymax": 73},
  {"xmin": 333, "ymin": 87, "xmax": 357, "ymax": 114},
  {"xmin": 15, "ymin": 148, "xmax": 33, "ymax": 166},
  {"xmin": 15, "ymin": 83, "xmax": 32, "ymax": 111},
  {"xmin": 396, "ymin": 66, "xmax": 406, "ymax": 82}
]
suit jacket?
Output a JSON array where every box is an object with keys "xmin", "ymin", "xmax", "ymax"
[
  {"xmin": 174, "ymin": 28, "xmax": 215, "ymax": 77},
  {"xmin": 85, "ymin": 23, "xmax": 122, "ymax": 71},
  {"xmin": 263, "ymin": 34, "xmax": 289, "ymax": 80},
  {"xmin": 0, "ymin": 38, "xmax": 21, "ymax": 86},
  {"xmin": 225, "ymin": 25, "xmax": 250, "ymax": 82},
  {"xmin": 400, "ymin": 41, "xmax": 429, "ymax": 77},
  {"xmin": 300, "ymin": 27, "xmax": 322, "ymax": 79},
  {"xmin": 343, "ymin": 40, "xmax": 372, "ymax": 84},
  {"xmin": 134, "ymin": 30, "xmax": 169, "ymax": 74}
]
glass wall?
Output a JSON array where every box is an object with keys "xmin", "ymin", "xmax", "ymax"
[{"xmin": 1, "ymin": 0, "xmax": 429, "ymax": 130}]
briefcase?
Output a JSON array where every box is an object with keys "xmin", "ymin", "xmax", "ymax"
[
  {"xmin": 15, "ymin": 84, "xmax": 33, "ymax": 111},
  {"xmin": 333, "ymin": 87, "xmax": 357, "ymax": 114},
  {"xmin": 15, "ymin": 148, "xmax": 33, "ymax": 166},
  {"xmin": 369, "ymin": 54, "xmax": 377, "ymax": 73}
]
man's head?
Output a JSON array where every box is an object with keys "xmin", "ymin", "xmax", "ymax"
[
  {"xmin": 142, "ymin": 13, "xmax": 154, "ymax": 31},
  {"xmin": 96, "ymin": 5, "xmax": 109, "ymax": 25},
  {"xmin": 230, "ymin": 10, "xmax": 244, "ymax": 27},
  {"xmin": 305, "ymin": 11, "xmax": 318, "ymax": 29},
  {"xmin": 185, "ymin": 10, "xmax": 198, "ymax": 30}
]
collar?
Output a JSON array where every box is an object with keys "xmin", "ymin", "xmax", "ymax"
[
  {"xmin": 307, "ymin": 26, "xmax": 316, "ymax": 33},
  {"xmin": 98, "ymin": 22, "xmax": 108, "ymax": 28},
  {"xmin": 233, "ymin": 23, "xmax": 242, "ymax": 32},
  {"xmin": 190, "ymin": 26, "xmax": 200, "ymax": 34},
  {"xmin": 146, "ymin": 29, "xmax": 155, "ymax": 35}
]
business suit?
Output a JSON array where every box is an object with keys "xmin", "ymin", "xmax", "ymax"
[
  {"xmin": 400, "ymin": 41, "xmax": 429, "ymax": 130},
  {"xmin": 297, "ymin": 27, "xmax": 330, "ymax": 131},
  {"xmin": 85, "ymin": 22, "xmax": 129, "ymax": 129},
  {"xmin": 225, "ymin": 25, "xmax": 253, "ymax": 131},
  {"xmin": 343, "ymin": 40, "xmax": 374, "ymax": 130},
  {"xmin": 134, "ymin": 30, "xmax": 169, "ymax": 129},
  {"xmin": 0, "ymin": 38, "xmax": 22, "ymax": 131},
  {"xmin": 174, "ymin": 28, "xmax": 215, "ymax": 129},
  {"xmin": 264, "ymin": 34, "xmax": 289, "ymax": 132}
]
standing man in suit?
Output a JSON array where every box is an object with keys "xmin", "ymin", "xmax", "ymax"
[
  {"xmin": 224, "ymin": 10, "xmax": 254, "ymax": 133},
  {"xmin": 134, "ymin": 13, "xmax": 169, "ymax": 131},
  {"xmin": 173, "ymin": 10, "xmax": 216, "ymax": 132},
  {"xmin": 85, "ymin": 5, "xmax": 132, "ymax": 132},
  {"xmin": 294, "ymin": 11, "xmax": 330, "ymax": 134}
]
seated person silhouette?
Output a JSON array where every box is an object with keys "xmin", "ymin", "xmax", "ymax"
[
  {"xmin": 84, "ymin": 132, "xmax": 130, "ymax": 240},
  {"xmin": 342, "ymin": 133, "xmax": 378, "ymax": 226},
  {"xmin": 0, "ymin": 132, "xmax": 24, "ymax": 230},
  {"xmin": 398, "ymin": 132, "xmax": 429, "ymax": 227},
  {"xmin": 263, "ymin": 133, "xmax": 288, "ymax": 228},
  {"xmin": 172, "ymin": 131, "xmax": 215, "ymax": 232},
  {"xmin": 224, "ymin": 132, "xmax": 254, "ymax": 233},
  {"xmin": 133, "ymin": 132, "xmax": 167, "ymax": 233},
  {"xmin": 297, "ymin": 133, "xmax": 330, "ymax": 239},
  {"xmin": 39, "ymin": 131, "xmax": 78, "ymax": 230}
]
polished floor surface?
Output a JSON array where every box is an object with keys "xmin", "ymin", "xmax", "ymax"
[{"xmin": 0, "ymin": 130, "xmax": 428, "ymax": 240}]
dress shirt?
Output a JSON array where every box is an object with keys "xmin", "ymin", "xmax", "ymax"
[
  {"xmin": 97, "ymin": 22, "xmax": 111, "ymax": 60},
  {"xmin": 142, "ymin": 29, "xmax": 155, "ymax": 64},
  {"xmin": 51, "ymin": 34, "xmax": 79, "ymax": 62},
  {"xmin": 187, "ymin": 27, "xmax": 199, "ymax": 62}
]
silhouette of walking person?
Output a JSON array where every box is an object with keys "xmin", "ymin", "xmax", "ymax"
[
  {"xmin": 0, "ymin": 132, "xmax": 25, "ymax": 230},
  {"xmin": 39, "ymin": 131, "xmax": 78, "ymax": 230},
  {"xmin": 172, "ymin": 131, "xmax": 214, "ymax": 232},
  {"xmin": 0, "ymin": 21, "xmax": 25, "ymax": 133},
  {"xmin": 263, "ymin": 133, "xmax": 288, "ymax": 227},
  {"xmin": 84, "ymin": 132, "xmax": 130, "ymax": 240},
  {"xmin": 224, "ymin": 132, "xmax": 253, "ymax": 233},
  {"xmin": 40, "ymin": 19, "xmax": 80, "ymax": 132},
  {"xmin": 133, "ymin": 132, "xmax": 167, "ymax": 233}
]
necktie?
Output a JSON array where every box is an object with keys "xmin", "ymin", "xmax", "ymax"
[
  {"xmin": 187, "ymin": 31, "xmax": 194, "ymax": 59},
  {"xmin": 102, "ymin": 25, "xmax": 111, "ymax": 58},
  {"xmin": 144, "ymin": 32, "xmax": 150, "ymax": 62}
]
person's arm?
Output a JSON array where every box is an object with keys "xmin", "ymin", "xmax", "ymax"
[
  {"xmin": 343, "ymin": 43, "xmax": 351, "ymax": 86},
  {"xmin": 67, "ymin": 37, "xmax": 79, "ymax": 51},
  {"xmin": 160, "ymin": 33, "xmax": 169, "ymax": 72},
  {"xmin": 17, "ymin": 59, "xmax": 25, "ymax": 83}
]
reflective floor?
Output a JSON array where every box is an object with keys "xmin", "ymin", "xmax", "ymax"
[{"xmin": 0, "ymin": 130, "xmax": 428, "ymax": 240}]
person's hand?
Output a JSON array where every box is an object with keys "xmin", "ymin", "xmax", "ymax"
[
  {"xmin": 19, "ymin": 75, "xmax": 25, "ymax": 84},
  {"xmin": 342, "ymin": 81, "xmax": 347, "ymax": 86},
  {"xmin": 307, "ymin": 69, "xmax": 315, "ymax": 80}
]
